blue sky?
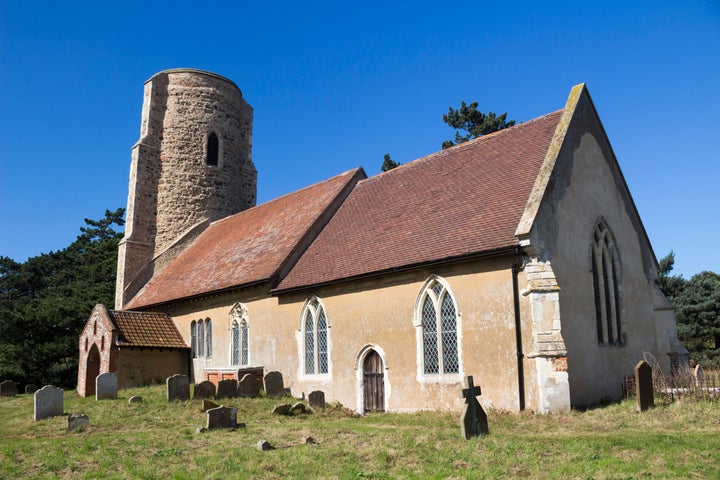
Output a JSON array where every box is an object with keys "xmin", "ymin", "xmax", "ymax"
[{"xmin": 1, "ymin": 1, "xmax": 718, "ymax": 279}]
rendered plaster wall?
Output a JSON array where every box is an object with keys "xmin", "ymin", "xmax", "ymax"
[
  {"xmin": 115, "ymin": 349, "xmax": 187, "ymax": 389},
  {"xmin": 166, "ymin": 256, "xmax": 531, "ymax": 413},
  {"xmin": 527, "ymin": 98, "xmax": 667, "ymax": 406}
]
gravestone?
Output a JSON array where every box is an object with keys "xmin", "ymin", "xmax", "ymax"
[
  {"xmin": 206, "ymin": 405, "xmax": 239, "ymax": 430},
  {"xmin": 96, "ymin": 372, "xmax": 118, "ymax": 400},
  {"xmin": 257, "ymin": 440, "xmax": 274, "ymax": 451},
  {"xmin": 67, "ymin": 414, "xmax": 89, "ymax": 431},
  {"xmin": 238, "ymin": 373, "xmax": 261, "ymax": 398},
  {"xmin": 309, "ymin": 390, "xmax": 325, "ymax": 409},
  {"xmin": 166, "ymin": 374, "xmax": 190, "ymax": 401},
  {"xmin": 0, "ymin": 380, "xmax": 17, "ymax": 397},
  {"xmin": 635, "ymin": 360, "xmax": 654, "ymax": 412},
  {"xmin": 216, "ymin": 379, "xmax": 238, "ymax": 399},
  {"xmin": 263, "ymin": 371, "xmax": 285, "ymax": 396},
  {"xmin": 460, "ymin": 375, "xmax": 489, "ymax": 438},
  {"xmin": 290, "ymin": 401, "xmax": 309, "ymax": 415},
  {"xmin": 694, "ymin": 364, "xmax": 704, "ymax": 386},
  {"xmin": 25, "ymin": 384, "xmax": 37, "ymax": 394},
  {"xmin": 202, "ymin": 399, "xmax": 219, "ymax": 412},
  {"xmin": 272, "ymin": 403, "xmax": 292, "ymax": 416},
  {"xmin": 128, "ymin": 396, "xmax": 143, "ymax": 404},
  {"xmin": 34, "ymin": 385, "xmax": 64, "ymax": 421},
  {"xmin": 194, "ymin": 380, "xmax": 216, "ymax": 399}
]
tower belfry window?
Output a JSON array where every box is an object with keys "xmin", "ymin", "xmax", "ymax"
[{"xmin": 206, "ymin": 132, "xmax": 219, "ymax": 166}]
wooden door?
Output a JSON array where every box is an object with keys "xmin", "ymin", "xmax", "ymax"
[{"xmin": 363, "ymin": 350, "xmax": 384, "ymax": 412}]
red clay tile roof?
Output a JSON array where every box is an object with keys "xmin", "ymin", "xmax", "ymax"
[
  {"xmin": 276, "ymin": 110, "xmax": 563, "ymax": 291},
  {"xmin": 108, "ymin": 310, "xmax": 188, "ymax": 349},
  {"xmin": 125, "ymin": 168, "xmax": 364, "ymax": 309}
]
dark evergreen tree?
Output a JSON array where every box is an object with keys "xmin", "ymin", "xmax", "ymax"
[
  {"xmin": 674, "ymin": 271, "xmax": 720, "ymax": 366},
  {"xmin": 442, "ymin": 101, "xmax": 515, "ymax": 149},
  {"xmin": 381, "ymin": 153, "xmax": 400, "ymax": 172},
  {"xmin": 0, "ymin": 208, "xmax": 124, "ymax": 388},
  {"xmin": 656, "ymin": 251, "xmax": 687, "ymax": 301}
]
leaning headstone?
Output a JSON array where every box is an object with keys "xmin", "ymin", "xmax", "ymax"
[
  {"xmin": 34, "ymin": 385, "xmax": 64, "ymax": 421},
  {"xmin": 216, "ymin": 379, "xmax": 238, "ymax": 399},
  {"xmin": 693, "ymin": 364, "xmax": 705, "ymax": 386},
  {"xmin": 238, "ymin": 373, "xmax": 261, "ymax": 398},
  {"xmin": 128, "ymin": 396, "xmax": 143, "ymax": 404},
  {"xmin": 309, "ymin": 390, "xmax": 325, "ymax": 409},
  {"xmin": 206, "ymin": 405, "xmax": 239, "ymax": 430},
  {"xmin": 202, "ymin": 399, "xmax": 219, "ymax": 412},
  {"xmin": 25, "ymin": 384, "xmax": 37, "ymax": 394},
  {"xmin": 194, "ymin": 380, "xmax": 217, "ymax": 399},
  {"xmin": 290, "ymin": 401, "xmax": 309, "ymax": 415},
  {"xmin": 263, "ymin": 371, "xmax": 285, "ymax": 396},
  {"xmin": 635, "ymin": 360, "xmax": 654, "ymax": 412},
  {"xmin": 166, "ymin": 374, "xmax": 190, "ymax": 401},
  {"xmin": 0, "ymin": 380, "xmax": 17, "ymax": 397},
  {"xmin": 272, "ymin": 403, "xmax": 292, "ymax": 416},
  {"xmin": 67, "ymin": 414, "xmax": 89, "ymax": 431},
  {"xmin": 460, "ymin": 375, "xmax": 489, "ymax": 438},
  {"xmin": 96, "ymin": 372, "xmax": 118, "ymax": 400}
]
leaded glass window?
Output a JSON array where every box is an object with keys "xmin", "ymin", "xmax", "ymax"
[
  {"xmin": 303, "ymin": 297, "xmax": 329, "ymax": 375},
  {"xmin": 418, "ymin": 278, "xmax": 459, "ymax": 375},
  {"xmin": 190, "ymin": 321, "xmax": 197, "ymax": 358},
  {"xmin": 241, "ymin": 320, "xmax": 249, "ymax": 365},
  {"xmin": 205, "ymin": 319, "xmax": 212, "ymax": 358},
  {"xmin": 198, "ymin": 320, "xmax": 205, "ymax": 358},
  {"xmin": 229, "ymin": 303, "xmax": 249, "ymax": 366},
  {"xmin": 231, "ymin": 321, "xmax": 240, "ymax": 365},
  {"xmin": 591, "ymin": 219, "xmax": 623, "ymax": 345}
]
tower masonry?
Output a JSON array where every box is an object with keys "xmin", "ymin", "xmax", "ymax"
[{"xmin": 116, "ymin": 69, "xmax": 257, "ymax": 308}]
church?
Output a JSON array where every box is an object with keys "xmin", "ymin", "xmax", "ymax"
[{"xmin": 77, "ymin": 69, "xmax": 686, "ymax": 413}]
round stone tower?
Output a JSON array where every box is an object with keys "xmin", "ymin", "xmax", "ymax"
[{"xmin": 116, "ymin": 69, "xmax": 256, "ymax": 308}]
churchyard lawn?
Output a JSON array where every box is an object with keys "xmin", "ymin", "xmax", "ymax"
[{"xmin": 1, "ymin": 384, "xmax": 718, "ymax": 479}]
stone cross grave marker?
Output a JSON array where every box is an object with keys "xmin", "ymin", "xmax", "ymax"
[
  {"xmin": 217, "ymin": 379, "xmax": 238, "ymax": 399},
  {"xmin": 635, "ymin": 360, "xmax": 654, "ymax": 412},
  {"xmin": 0, "ymin": 380, "xmax": 17, "ymax": 397},
  {"xmin": 194, "ymin": 380, "xmax": 216, "ymax": 399},
  {"xmin": 34, "ymin": 385, "xmax": 64, "ymax": 421},
  {"xmin": 263, "ymin": 371, "xmax": 285, "ymax": 396},
  {"xmin": 96, "ymin": 372, "xmax": 118, "ymax": 400},
  {"xmin": 206, "ymin": 405, "xmax": 239, "ymax": 430},
  {"xmin": 238, "ymin": 373, "xmax": 261, "ymax": 398},
  {"xmin": 167, "ymin": 374, "xmax": 190, "ymax": 401},
  {"xmin": 460, "ymin": 375, "xmax": 489, "ymax": 438}
]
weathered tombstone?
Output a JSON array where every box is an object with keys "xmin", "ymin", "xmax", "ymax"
[
  {"xmin": 308, "ymin": 390, "xmax": 325, "ymax": 409},
  {"xmin": 67, "ymin": 414, "xmax": 89, "ymax": 431},
  {"xmin": 272, "ymin": 403, "xmax": 292, "ymax": 416},
  {"xmin": 202, "ymin": 399, "xmax": 219, "ymax": 412},
  {"xmin": 206, "ymin": 405, "xmax": 239, "ymax": 430},
  {"xmin": 290, "ymin": 401, "xmax": 309, "ymax": 415},
  {"xmin": 635, "ymin": 360, "xmax": 654, "ymax": 412},
  {"xmin": 25, "ymin": 384, "xmax": 37, "ymax": 394},
  {"xmin": 694, "ymin": 364, "xmax": 704, "ymax": 386},
  {"xmin": 216, "ymin": 379, "xmax": 238, "ymax": 399},
  {"xmin": 128, "ymin": 396, "xmax": 143, "ymax": 404},
  {"xmin": 263, "ymin": 371, "xmax": 285, "ymax": 396},
  {"xmin": 96, "ymin": 372, "xmax": 118, "ymax": 400},
  {"xmin": 460, "ymin": 375, "xmax": 489, "ymax": 438},
  {"xmin": 0, "ymin": 380, "xmax": 17, "ymax": 397},
  {"xmin": 238, "ymin": 373, "xmax": 261, "ymax": 398},
  {"xmin": 34, "ymin": 385, "xmax": 64, "ymax": 421},
  {"xmin": 166, "ymin": 374, "xmax": 190, "ymax": 401},
  {"xmin": 194, "ymin": 380, "xmax": 217, "ymax": 399},
  {"xmin": 257, "ymin": 440, "xmax": 274, "ymax": 451}
]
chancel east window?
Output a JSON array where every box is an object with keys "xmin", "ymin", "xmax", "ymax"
[
  {"xmin": 591, "ymin": 219, "xmax": 623, "ymax": 345},
  {"xmin": 302, "ymin": 297, "xmax": 329, "ymax": 375},
  {"xmin": 416, "ymin": 276, "xmax": 459, "ymax": 375}
]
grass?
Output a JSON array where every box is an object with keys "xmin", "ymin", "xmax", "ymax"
[{"xmin": 1, "ymin": 385, "xmax": 719, "ymax": 479}]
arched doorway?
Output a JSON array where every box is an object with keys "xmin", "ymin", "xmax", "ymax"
[
  {"xmin": 85, "ymin": 344, "xmax": 100, "ymax": 396},
  {"xmin": 363, "ymin": 350, "xmax": 384, "ymax": 412}
]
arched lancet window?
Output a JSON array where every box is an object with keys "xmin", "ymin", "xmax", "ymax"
[
  {"xmin": 301, "ymin": 297, "xmax": 329, "ymax": 375},
  {"xmin": 229, "ymin": 303, "xmax": 249, "ymax": 366},
  {"xmin": 206, "ymin": 132, "xmax": 219, "ymax": 166},
  {"xmin": 205, "ymin": 319, "xmax": 213, "ymax": 358},
  {"xmin": 591, "ymin": 219, "xmax": 623, "ymax": 345},
  {"xmin": 198, "ymin": 320, "xmax": 205, "ymax": 358},
  {"xmin": 416, "ymin": 276, "xmax": 459, "ymax": 375},
  {"xmin": 190, "ymin": 321, "xmax": 198, "ymax": 358}
]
